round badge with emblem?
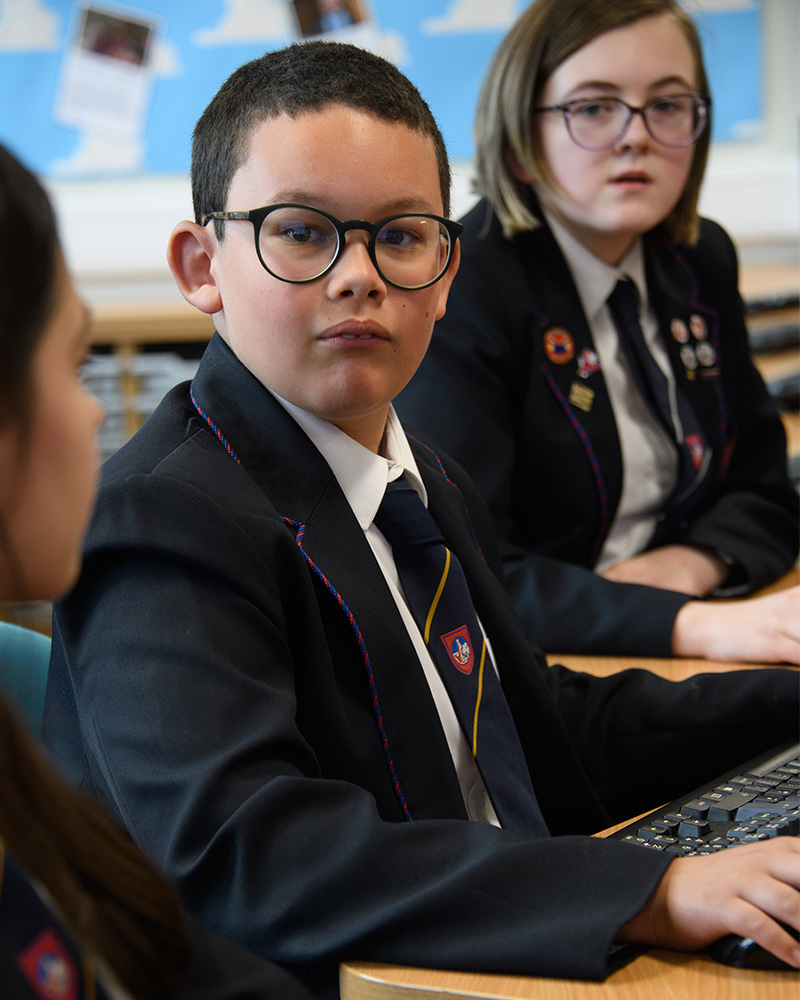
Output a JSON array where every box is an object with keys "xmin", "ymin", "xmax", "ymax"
[
  {"xmin": 689, "ymin": 314, "xmax": 707, "ymax": 341},
  {"xmin": 543, "ymin": 328, "xmax": 575, "ymax": 365},
  {"xmin": 670, "ymin": 318, "xmax": 689, "ymax": 344},
  {"xmin": 680, "ymin": 344, "xmax": 698, "ymax": 371},
  {"xmin": 696, "ymin": 341, "xmax": 716, "ymax": 367}
]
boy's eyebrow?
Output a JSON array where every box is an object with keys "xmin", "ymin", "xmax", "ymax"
[{"xmin": 258, "ymin": 191, "xmax": 440, "ymax": 217}]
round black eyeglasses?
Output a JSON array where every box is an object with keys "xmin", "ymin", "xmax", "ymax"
[
  {"xmin": 202, "ymin": 203, "xmax": 463, "ymax": 290},
  {"xmin": 534, "ymin": 94, "xmax": 710, "ymax": 152}
]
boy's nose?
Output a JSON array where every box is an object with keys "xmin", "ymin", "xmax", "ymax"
[{"xmin": 327, "ymin": 233, "xmax": 386, "ymax": 298}]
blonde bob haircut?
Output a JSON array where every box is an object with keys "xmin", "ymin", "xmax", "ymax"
[{"xmin": 475, "ymin": 0, "xmax": 711, "ymax": 243}]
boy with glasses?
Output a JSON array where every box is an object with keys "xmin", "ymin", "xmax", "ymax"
[{"xmin": 45, "ymin": 40, "xmax": 798, "ymax": 999}]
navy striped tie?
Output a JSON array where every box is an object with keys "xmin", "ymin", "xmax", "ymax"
[
  {"xmin": 375, "ymin": 476, "xmax": 549, "ymax": 838},
  {"xmin": 608, "ymin": 278, "xmax": 709, "ymax": 505}
]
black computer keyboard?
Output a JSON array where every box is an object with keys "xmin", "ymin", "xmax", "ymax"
[
  {"xmin": 612, "ymin": 741, "xmax": 800, "ymax": 853},
  {"xmin": 610, "ymin": 740, "xmax": 800, "ymax": 971},
  {"xmin": 748, "ymin": 321, "xmax": 800, "ymax": 354},
  {"xmin": 745, "ymin": 292, "xmax": 800, "ymax": 316}
]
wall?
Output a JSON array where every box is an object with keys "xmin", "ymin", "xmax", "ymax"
[{"xmin": 25, "ymin": 0, "xmax": 798, "ymax": 306}]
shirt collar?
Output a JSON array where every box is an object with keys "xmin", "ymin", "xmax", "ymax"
[
  {"xmin": 542, "ymin": 207, "xmax": 649, "ymax": 324},
  {"xmin": 267, "ymin": 392, "xmax": 427, "ymax": 531}
]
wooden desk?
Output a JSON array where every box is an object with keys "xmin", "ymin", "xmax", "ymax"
[
  {"xmin": 340, "ymin": 951, "xmax": 798, "ymax": 999},
  {"xmin": 341, "ymin": 570, "xmax": 799, "ymax": 1000},
  {"xmin": 546, "ymin": 649, "xmax": 797, "ymax": 682},
  {"xmin": 738, "ymin": 261, "xmax": 799, "ymax": 303},
  {"xmin": 89, "ymin": 299, "xmax": 214, "ymax": 348}
]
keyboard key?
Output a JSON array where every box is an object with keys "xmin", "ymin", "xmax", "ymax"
[
  {"xmin": 652, "ymin": 835, "xmax": 680, "ymax": 847},
  {"xmin": 706, "ymin": 836, "xmax": 737, "ymax": 850},
  {"xmin": 619, "ymin": 835, "xmax": 665, "ymax": 851},
  {"xmin": 760, "ymin": 820, "xmax": 793, "ymax": 838},
  {"xmin": 736, "ymin": 800, "xmax": 794, "ymax": 821},
  {"xmin": 727, "ymin": 824, "xmax": 758, "ymax": 840},
  {"xmin": 636, "ymin": 824, "xmax": 673, "ymax": 841},
  {"xmin": 665, "ymin": 843, "xmax": 697, "ymax": 856},
  {"xmin": 678, "ymin": 817, "xmax": 711, "ymax": 838},
  {"xmin": 743, "ymin": 773, "xmax": 781, "ymax": 788},
  {"xmin": 727, "ymin": 775, "xmax": 761, "ymax": 788},
  {"xmin": 706, "ymin": 789, "xmax": 758, "ymax": 820},
  {"xmin": 681, "ymin": 797, "xmax": 714, "ymax": 818},
  {"xmin": 781, "ymin": 811, "xmax": 800, "ymax": 834}
]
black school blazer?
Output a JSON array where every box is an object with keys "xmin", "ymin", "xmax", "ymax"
[
  {"xmin": 398, "ymin": 199, "xmax": 798, "ymax": 654},
  {"xmin": 45, "ymin": 335, "xmax": 797, "ymax": 997}
]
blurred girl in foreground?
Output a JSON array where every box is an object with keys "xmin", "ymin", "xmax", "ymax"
[{"xmin": 0, "ymin": 142, "xmax": 312, "ymax": 1000}]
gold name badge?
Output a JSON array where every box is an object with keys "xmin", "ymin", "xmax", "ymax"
[{"xmin": 568, "ymin": 381, "xmax": 595, "ymax": 412}]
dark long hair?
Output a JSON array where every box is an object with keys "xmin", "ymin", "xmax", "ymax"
[
  {"xmin": 0, "ymin": 144, "xmax": 57, "ymax": 428},
  {"xmin": 0, "ymin": 143, "xmax": 192, "ymax": 998}
]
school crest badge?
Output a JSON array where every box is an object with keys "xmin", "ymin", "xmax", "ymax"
[
  {"xmin": 440, "ymin": 625, "xmax": 474, "ymax": 674},
  {"xmin": 19, "ymin": 928, "xmax": 78, "ymax": 1000},
  {"xmin": 686, "ymin": 433, "xmax": 705, "ymax": 469}
]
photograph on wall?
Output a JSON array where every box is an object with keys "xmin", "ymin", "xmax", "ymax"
[
  {"xmin": 291, "ymin": 0, "xmax": 371, "ymax": 39},
  {"xmin": 53, "ymin": 2, "xmax": 160, "ymax": 141}
]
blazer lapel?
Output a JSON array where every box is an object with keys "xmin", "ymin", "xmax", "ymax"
[
  {"xmin": 646, "ymin": 239, "xmax": 728, "ymax": 490},
  {"xmin": 297, "ymin": 482, "xmax": 468, "ymax": 821},
  {"xmin": 516, "ymin": 225, "xmax": 625, "ymax": 558},
  {"xmin": 192, "ymin": 340, "xmax": 467, "ymax": 821}
]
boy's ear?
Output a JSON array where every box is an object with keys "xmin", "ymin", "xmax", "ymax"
[{"xmin": 167, "ymin": 220, "xmax": 223, "ymax": 315}]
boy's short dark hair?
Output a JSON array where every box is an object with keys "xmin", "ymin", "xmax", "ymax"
[{"xmin": 192, "ymin": 41, "xmax": 452, "ymax": 233}]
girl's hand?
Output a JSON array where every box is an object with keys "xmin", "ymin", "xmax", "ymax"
[
  {"xmin": 673, "ymin": 586, "xmax": 800, "ymax": 664},
  {"xmin": 600, "ymin": 544, "xmax": 728, "ymax": 595}
]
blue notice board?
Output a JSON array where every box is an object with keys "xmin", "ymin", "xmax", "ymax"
[{"xmin": 0, "ymin": 0, "xmax": 764, "ymax": 180}]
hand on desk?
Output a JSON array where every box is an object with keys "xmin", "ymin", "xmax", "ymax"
[
  {"xmin": 617, "ymin": 838, "xmax": 800, "ymax": 969},
  {"xmin": 600, "ymin": 544, "xmax": 728, "ymax": 596},
  {"xmin": 673, "ymin": 586, "xmax": 800, "ymax": 665}
]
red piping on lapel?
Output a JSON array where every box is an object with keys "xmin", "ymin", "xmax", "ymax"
[
  {"xmin": 281, "ymin": 515, "xmax": 413, "ymax": 822},
  {"xmin": 541, "ymin": 363, "xmax": 610, "ymax": 566}
]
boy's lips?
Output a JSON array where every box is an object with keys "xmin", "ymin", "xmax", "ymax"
[{"xmin": 320, "ymin": 320, "xmax": 390, "ymax": 343}]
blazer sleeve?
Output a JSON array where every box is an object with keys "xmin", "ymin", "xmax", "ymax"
[
  {"xmin": 183, "ymin": 916, "xmax": 315, "ymax": 1000},
  {"xmin": 397, "ymin": 229, "xmax": 689, "ymax": 657},
  {"xmin": 657, "ymin": 220, "xmax": 799, "ymax": 593}
]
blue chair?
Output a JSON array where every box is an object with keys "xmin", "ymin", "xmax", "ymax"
[{"xmin": 0, "ymin": 621, "xmax": 51, "ymax": 738}]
